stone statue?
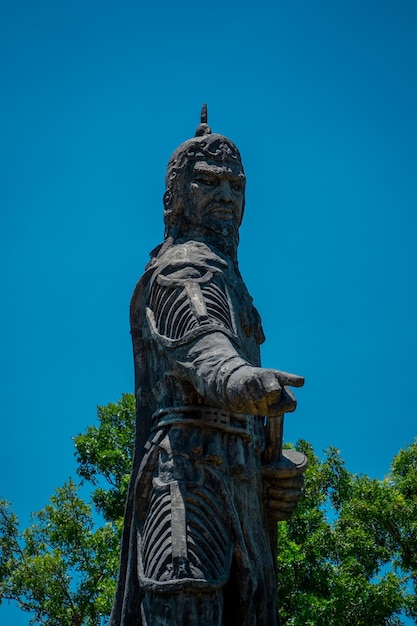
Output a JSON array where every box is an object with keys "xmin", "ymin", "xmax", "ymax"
[{"xmin": 110, "ymin": 106, "xmax": 307, "ymax": 626}]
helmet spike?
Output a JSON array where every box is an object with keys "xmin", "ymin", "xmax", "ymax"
[
  {"xmin": 195, "ymin": 103, "xmax": 211, "ymax": 137},
  {"xmin": 201, "ymin": 103, "xmax": 208, "ymax": 125}
]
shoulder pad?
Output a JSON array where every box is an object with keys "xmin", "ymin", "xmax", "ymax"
[
  {"xmin": 146, "ymin": 259, "xmax": 238, "ymax": 347},
  {"xmin": 150, "ymin": 241, "xmax": 228, "ymax": 281}
]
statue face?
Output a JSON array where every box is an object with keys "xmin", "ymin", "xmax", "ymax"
[{"xmin": 184, "ymin": 159, "xmax": 246, "ymax": 237}]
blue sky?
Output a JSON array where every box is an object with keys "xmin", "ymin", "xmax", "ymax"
[{"xmin": 1, "ymin": 0, "xmax": 416, "ymax": 623}]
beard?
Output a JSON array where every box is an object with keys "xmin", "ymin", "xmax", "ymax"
[{"xmin": 164, "ymin": 197, "xmax": 242, "ymax": 266}]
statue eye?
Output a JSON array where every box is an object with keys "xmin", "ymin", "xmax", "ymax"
[
  {"xmin": 196, "ymin": 177, "xmax": 216, "ymax": 186},
  {"xmin": 231, "ymin": 181, "xmax": 243, "ymax": 192}
]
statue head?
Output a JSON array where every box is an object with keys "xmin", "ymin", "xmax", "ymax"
[{"xmin": 163, "ymin": 105, "xmax": 246, "ymax": 249}]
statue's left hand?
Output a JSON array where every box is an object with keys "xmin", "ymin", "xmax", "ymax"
[{"xmin": 263, "ymin": 472, "xmax": 304, "ymax": 521}]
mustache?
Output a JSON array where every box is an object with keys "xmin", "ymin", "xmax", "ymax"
[{"xmin": 204, "ymin": 202, "xmax": 240, "ymax": 221}]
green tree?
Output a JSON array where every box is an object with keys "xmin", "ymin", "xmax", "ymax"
[
  {"xmin": 0, "ymin": 481, "xmax": 119, "ymax": 626},
  {"xmin": 0, "ymin": 395, "xmax": 136, "ymax": 625},
  {"xmin": 73, "ymin": 393, "xmax": 135, "ymax": 523},
  {"xmin": 277, "ymin": 440, "xmax": 417, "ymax": 626}
]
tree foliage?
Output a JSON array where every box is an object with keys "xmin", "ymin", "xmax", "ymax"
[
  {"xmin": 1, "ymin": 394, "xmax": 416, "ymax": 625},
  {"xmin": 0, "ymin": 480, "xmax": 119, "ymax": 626},
  {"xmin": 73, "ymin": 393, "xmax": 135, "ymax": 523},
  {"xmin": 277, "ymin": 440, "xmax": 417, "ymax": 625}
]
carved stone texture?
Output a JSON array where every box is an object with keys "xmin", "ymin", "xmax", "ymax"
[{"xmin": 110, "ymin": 106, "xmax": 307, "ymax": 626}]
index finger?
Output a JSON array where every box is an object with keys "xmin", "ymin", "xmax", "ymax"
[{"xmin": 276, "ymin": 371, "xmax": 305, "ymax": 388}]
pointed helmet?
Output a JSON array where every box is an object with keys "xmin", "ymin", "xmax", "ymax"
[{"xmin": 163, "ymin": 105, "xmax": 245, "ymax": 237}]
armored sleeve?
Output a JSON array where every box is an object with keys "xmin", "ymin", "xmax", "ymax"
[
  {"xmin": 146, "ymin": 262, "xmax": 238, "ymax": 345},
  {"xmin": 146, "ymin": 261, "xmax": 252, "ymax": 409}
]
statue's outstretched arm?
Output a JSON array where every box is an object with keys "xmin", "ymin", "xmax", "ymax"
[
  {"xmin": 146, "ymin": 258, "xmax": 303, "ymax": 416},
  {"xmin": 167, "ymin": 330, "xmax": 303, "ymax": 417}
]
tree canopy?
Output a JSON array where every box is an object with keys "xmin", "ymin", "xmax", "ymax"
[
  {"xmin": 1, "ymin": 394, "xmax": 416, "ymax": 625},
  {"xmin": 0, "ymin": 481, "xmax": 118, "ymax": 626},
  {"xmin": 277, "ymin": 440, "xmax": 417, "ymax": 625}
]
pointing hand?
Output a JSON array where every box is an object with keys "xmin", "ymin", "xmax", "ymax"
[{"xmin": 225, "ymin": 365, "xmax": 304, "ymax": 416}]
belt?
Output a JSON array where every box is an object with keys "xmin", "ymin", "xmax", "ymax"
[{"xmin": 151, "ymin": 405, "xmax": 253, "ymax": 438}]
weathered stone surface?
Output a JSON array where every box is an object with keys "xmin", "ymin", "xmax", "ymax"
[{"xmin": 110, "ymin": 106, "xmax": 306, "ymax": 626}]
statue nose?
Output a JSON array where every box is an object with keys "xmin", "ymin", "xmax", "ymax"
[{"xmin": 217, "ymin": 180, "xmax": 233, "ymax": 202}]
